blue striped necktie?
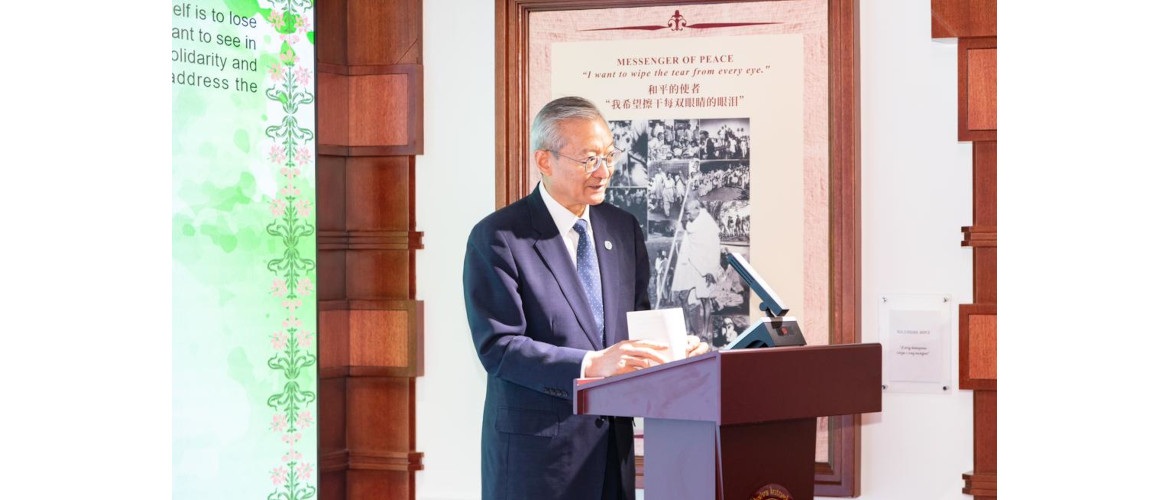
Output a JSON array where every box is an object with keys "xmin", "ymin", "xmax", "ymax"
[{"xmin": 572, "ymin": 219, "xmax": 605, "ymax": 345}]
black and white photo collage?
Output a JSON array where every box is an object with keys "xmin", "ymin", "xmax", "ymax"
[{"xmin": 606, "ymin": 118, "xmax": 752, "ymax": 348}]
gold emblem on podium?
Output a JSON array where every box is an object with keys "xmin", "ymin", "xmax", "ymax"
[{"xmin": 750, "ymin": 483, "xmax": 793, "ymax": 500}]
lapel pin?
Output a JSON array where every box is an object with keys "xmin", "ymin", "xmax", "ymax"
[{"xmin": 604, "ymin": 240, "xmax": 613, "ymax": 250}]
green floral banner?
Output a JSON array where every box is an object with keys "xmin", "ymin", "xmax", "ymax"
[{"xmin": 173, "ymin": 0, "xmax": 316, "ymax": 497}]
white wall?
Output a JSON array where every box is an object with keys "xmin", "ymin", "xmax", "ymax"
[
  {"xmin": 857, "ymin": 1, "xmax": 975, "ymax": 499},
  {"xmin": 414, "ymin": 0, "xmax": 495, "ymax": 499},
  {"xmin": 415, "ymin": 1, "xmax": 976, "ymax": 499}
]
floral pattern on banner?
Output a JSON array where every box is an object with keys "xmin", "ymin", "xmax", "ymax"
[{"xmin": 263, "ymin": 1, "xmax": 316, "ymax": 499}]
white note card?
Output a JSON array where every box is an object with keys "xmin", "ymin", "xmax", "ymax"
[
  {"xmin": 627, "ymin": 308, "xmax": 688, "ymax": 363},
  {"xmin": 879, "ymin": 294, "xmax": 953, "ymax": 394}
]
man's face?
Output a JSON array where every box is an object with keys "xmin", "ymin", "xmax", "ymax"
[
  {"xmin": 685, "ymin": 201, "xmax": 702, "ymax": 223},
  {"xmin": 537, "ymin": 118, "xmax": 614, "ymax": 213}
]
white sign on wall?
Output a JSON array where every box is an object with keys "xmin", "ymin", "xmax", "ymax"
[{"xmin": 879, "ymin": 294, "xmax": 953, "ymax": 394}]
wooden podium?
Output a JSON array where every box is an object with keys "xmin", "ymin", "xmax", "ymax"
[{"xmin": 574, "ymin": 344, "xmax": 882, "ymax": 500}]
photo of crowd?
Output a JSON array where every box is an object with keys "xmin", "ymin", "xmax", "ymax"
[
  {"xmin": 709, "ymin": 201, "xmax": 749, "ymax": 243},
  {"xmin": 694, "ymin": 160, "xmax": 749, "ymax": 202},
  {"xmin": 647, "ymin": 118, "xmax": 750, "ymax": 162},
  {"xmin": 602, "ymin": 117, "xmax": 753, "ymax": 348},
  {"xmin": 603, "ymin": 187, "xmax": 648, "ymax": 235},
  {"xmin": 647, "ymin": 160, "xmax": 693, "ymax": 222}
]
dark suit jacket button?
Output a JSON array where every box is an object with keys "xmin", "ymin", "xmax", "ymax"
[{"xmin": 595, "ymin": 417, "xmax": 604, "ymax": 428}]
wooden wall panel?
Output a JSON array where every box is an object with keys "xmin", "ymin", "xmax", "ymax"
[
  {"xmin": 966, "ymin": 49, "xmax": 997, "ymax": 130},
  {"xmin": 320, "ymin": 309, "xmax": 352, "ymax": 369},
  {"xmin": 348, "ymin": 470, "xmax": 411, "ymax": 499},
  {"xmin": 958, "ymin": 37, "xmax": 997, "ymax": 142},
  {"xmin": 318, "ymin": 65, "xmax": 425, "ymax": 156},
  {"xmin": 345, "ymin": 250, "xmax": 411, "ymax": 299},
  {"xmin": 973, "ymin": 142, "xmax": 996, "ymax": 226},
  {"xmin": 318, "ymin": 250, "xmax": 348, "ymax": 301},
  {"xmin": 318, "ymin": 156, "xmax": 348, "ymax": 232},
  {"xmin": 346, "ymin": 0, "xmax": 422, "ymax": 65},
  {"xmin": 934, "ymin": 2, "xmax": 994, "ymax": 497},
  {"xmin": 968, "ymin": 315, "xmax": 996, "ymax": 379},
  {"xmin": 962, "ymin": 227, "xmax": 996, "ymax": 247},
  {"xmin": 350, "ymin": 310, "xmax": 410, "ymax": 367},
  {"xmin": 973, "ymin": 248, "xmax": 996, "ymax": 304},
  {"xmin": 317, "ymin": 1, "xmax": 425, "ymax": 498},
  {"xmin": 319, "ymin": 378, "xmax": 349, "ymax": 453},
  {"xmin": 345, "ymin": 157, "xmax": 411, "ymax": 231},
  {"xmin": 959, "ymin": 304, "xmax": 996, "ymax": 391},
  {"xmin": 973, "ymin": 391, "xmax": 996, "ymax": 472},
  {"xmin": 347, "ymin": 377, "xmax": 413, "ymax": 451},
  {"xmin": 971, "ymin": 128, "xmax": 996, "ymax": 317},
  {"xmin": 350, "ymin": 75, "xmax": 411, "ymax": 146},
  {"xmin": 321, "ymin": 472, "xmax": 347, "ymax": 500},
  {"xmin": 965, "ymin": 391, "xmax": 997, "ymax": 496},
  {"xmin": 318, "ymin": 72, "xmax": 351, "ymax": 147},
  {"xmin": 316, "ymin": 0, "xmax": 348, "ymax": 66},
  {"xmin": 931, "ymin": 0, "xmax": 996, "ymax": 38},
  {"xmin": 352, "ymin": 299, "xmax": 425, "ymax": 377}
]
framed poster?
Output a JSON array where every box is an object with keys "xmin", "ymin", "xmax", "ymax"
[{"xmin": 496, "ymin": 0, "xmax": 860, "ymax": 495}]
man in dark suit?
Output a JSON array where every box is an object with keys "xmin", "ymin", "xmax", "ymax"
[
  {"xmin": 464, "ymin": 97, "xmax": 708, "ymax": 500},
  {"xmin": 699, "ymin": 130, "xmax": 715, "ymax": 159}
]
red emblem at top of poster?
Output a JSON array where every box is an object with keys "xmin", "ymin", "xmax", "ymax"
[{"xmin": 582, "ymin": 11, "xmax": 780, "ymax": 33}]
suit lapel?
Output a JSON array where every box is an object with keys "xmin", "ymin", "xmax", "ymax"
[
  {"xmin": 527, "ymin": 190, "xmax": 603, "ymax": 350},
  {"xmin": 591, "ymin": 208, "xmax": 622, "ymax": 348}
]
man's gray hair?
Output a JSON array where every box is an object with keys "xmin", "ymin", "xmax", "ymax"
[{"xmin": 530, "ymin": 96, "xmax": 609, "ymax": 153}]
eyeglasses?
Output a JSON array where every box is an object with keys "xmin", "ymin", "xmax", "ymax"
[{"xmin": 548, "ymin": 147, "xmax": 625, "ymax": 174}]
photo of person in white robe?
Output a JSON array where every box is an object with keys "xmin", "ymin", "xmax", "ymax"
[
  {"xmin": 635, "ymin": 117, "xmax": 751, "ymax": 343},
  {"xmin": 671, "ymin": 199, "xmax": 723, "ymax": 342}
]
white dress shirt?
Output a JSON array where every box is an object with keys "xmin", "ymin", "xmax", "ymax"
[
  {"xmin": 539, "ymin": 181, "xmax": 596, "ymax": 269},
  {"xmin": 538, "ymin": 181, "xmax": 603, "ymax": 377}
]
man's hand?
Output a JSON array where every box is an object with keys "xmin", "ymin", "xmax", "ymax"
[
  {"xmin": 583, "ymin": 340, "xmax": 669, "ymax": 378},
  {"xmin": 685, "ymin": 335, "xmax": 710, "ymax": 358}
]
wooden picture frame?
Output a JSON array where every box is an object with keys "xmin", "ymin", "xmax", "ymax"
[{"xmin": 495, "ymin": 0, "xmax": 861, "ymax": 495}]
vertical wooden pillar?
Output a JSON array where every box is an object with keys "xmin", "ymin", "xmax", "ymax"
[
  {"xmin": 315, "ymin": 0, "xmax": 425, "ymax": 498},
  {"xmin": 932, "ymin": 1, "xmax": 996, "ymax": 498}
]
